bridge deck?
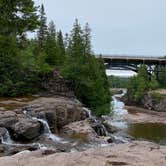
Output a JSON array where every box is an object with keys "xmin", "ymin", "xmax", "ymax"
[{"xmin": 102, "ymin": 56, "xmax": 166, "ymax": 65}]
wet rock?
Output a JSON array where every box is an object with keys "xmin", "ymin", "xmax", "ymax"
[
  {"xmin": 62, "ymin": 119, "xmax": 108, "ymax": 144},
  {"xmin": 11, "ymin": 118, "xmax": 42, "ymax": 141},
  {"xmin": 92, "ymin": 123, "xmax": 107, "ymax": 136},
  {"xmin": 0, "ymin": 128, "xmax": 6, "ymax": 138},
  {"xmin": 0, "ymin": 111, "xmax": 18, "ymax": 128},
  {"xmin": 45, "ymin": 111, "xmax": 57, "ymax": 133},
  {"xmin": 0, "ymin": 145, "xmax": 5, "ymax": 154},
  {"xmin": 103, "ymin": 121, "xmax": 119, "ymax": 133},
  {"xmin": 0, "ymin": 128, "xmax": 6, "ymax": 143},
  {"xmin": 106, "ymin": 137, "xmax": 113, "ymax": 143},
  {"xmin": 23, "ymin": 97, "xmax": 84, "ymax": 131}
]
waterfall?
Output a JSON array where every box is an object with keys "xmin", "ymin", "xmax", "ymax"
[
  {"xmin": 1, "ymin": 129, "xmax": 14, "ymax": 145},
  {"xmin": 1, "ymin": 128, "xmax": 44, "ymax": 149},
  {"xmin": 109, "ymin": 89, "xmax": 128, "ymax": 129},
  {"xmin": 32, "ymin": 117, "xmax": 51, "ymax": 134},
  {"xmin": 83, "ymin": 107, "xmax": 92, "ymax": 118},
  {"xmin": 32, "ymin": 117, "xmax": 61, "ymax": 142}
]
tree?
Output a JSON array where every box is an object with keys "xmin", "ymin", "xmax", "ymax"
[
  {"xmin": 126, "ymin": 65, "xmax": 159, "ymax": 103},
  {"xmin": 67, "ymin": 19, "xmax": 84, "ymax": 57},
  {"xmin": 37, "ymin": 4, "xmax": 47, "ymax": 50},
  {"xmin": 0, "ymin": 0, "xmax": 39, "ymax": 36},
  {"xmin": 83, "ymin": 23, "xmax": 92, "ymax": 56},
  {"xmin": 158, "ymin": 67, "xmax": 166, "ymax": 88},
  {"xmin": 57, "ymin": 30, "xmax": 65, "ymax": 65},
  {"xmin": 45, "ymin": 21, "xmax": 57, "ymax": 66},
  {"xmin": 62, "ymin": 19, "xmax": 111, "ymax": 116}
]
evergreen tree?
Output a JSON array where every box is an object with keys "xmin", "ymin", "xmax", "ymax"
[
  {"xmin": 126, "ymin": 65, "xmax": 159, "ymax": 103},
  {"xmin": 68, "ymin": 19, "xmax": 84, "ymax": 57},
  {"xmin": 57, "ymin": 30, "xmax": 65, "ymax": 65},
  {"xmin": 83, "ymin": 23, "xmax": 92, "ymax": 56},
  {"xmin": 158, "ymin": 67, "xmax": 166, "ymax": 88},
  {"xmin": 64, "ymin": 33, "xmax": 69, "ymax": 49},
  {"xmin": 37, "ymin": 4, "xmax": 47, "ymax": 50},
  {"xmin": 0, "ymin": 0, "xmax": 38, "ymax": 36},
  {"xmin": 45, "ymin": 21, "xmax": 57, "ymax": 66},
  {"xmin": 0, "ymin": 0, "xmax": 39, "ymax": 96},
  {"xmin": 62, "ymin": 19, "xmax": 111, "ymax": 116}
]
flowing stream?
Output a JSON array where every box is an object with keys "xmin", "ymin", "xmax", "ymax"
[
  {"xmin": 1, "ymin": 90, "xmax": 166, "ymax": 156},
  {"xmin": 110, "ymin": 89, "xmax": 166, "ymax": 145}
]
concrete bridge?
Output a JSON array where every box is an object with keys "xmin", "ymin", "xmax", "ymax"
[{"xmin": 100, "ymin": 55, "xmax": 166, "ymax": 79}]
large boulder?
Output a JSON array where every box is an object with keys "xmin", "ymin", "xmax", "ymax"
[
  {"xmin": 0, "ymin": 111, "xmax": 18, "ymax": 128},
  {"xmin": 0, "ymin": 128, "xmax": 7, "ymax": 143},
  {"xmin": 142, "ymin": 90, "xmax": 166, "ymax": 112},
  {"xmin": 23, "ymin": 97, "xmax": 84, "ymax": 132},
  {"xmin": 62, "ymin": 119, "xmax": 110, "ymax": 144},
  {"xmin": 11, "ymin": 118, "xmax": 42, "ymax": 141}
]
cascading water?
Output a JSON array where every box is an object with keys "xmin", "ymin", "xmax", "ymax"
[
  {"xmin": 83, "ymin": 107, "xmax": 108, "ymax": 136},
  {"xmin": 83, "ymin": 107, "xmax": 92, "ymax": 118},
  {"xmin": 32, "ymin": 117, "xmax": 61, "ymax": 142},
  {"xmin": 104, "ymin": 89, "xmax": 129, "ymax": 143},
  {"xmin": 1, "ymin": 129, "xmax": 14, "ymax": 145},
  {"xmin": 1, "ymin": 129, "xmax": 42, "ymax": 149},
  {"xmin": 111, "ymin": 89, "xmax": 128, "ymax": 123},
  {"xmin": 23, "ymin": 108, "xmax": 63, "ymax": 143}
]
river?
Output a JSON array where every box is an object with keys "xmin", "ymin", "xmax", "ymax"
[
  {"xmin": 0, "ymin": 91, "xmax": 166, "ymax": 157},
  {"xmin": 110, "ymin": 89, "xmax": 166, "ymax": 145}
]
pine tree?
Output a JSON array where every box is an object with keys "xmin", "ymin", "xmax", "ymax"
[
  {"xmin": 62, "ymin": 19, "xmax": 111, "ymax": 116},
  {"xmin": 45, "ymin": 21, "xmax": 57, "ymax": 66},
  {"xmin": 57, "ymin": 30, "xmax": 65, "ymax": 65},
  {"xmin": 83, "ymin": 23, "xmax": 92, "ymax": 56},
  {"xmin": 158, "ymin": 67, "xmax": 166, "ymax": 88},
  {"xmin": 64, "ymin": 33, "xmax": 69, "ymax": 49},
  {"xmin": 0, "ymin": 0, "xmax": 39, "ymax": 36},
  {"xmin": 68, "ymin": 19, "xmax": 84, "ymax": 57},
  {"xmin": 37, "ymin": 4, "xmax": 47, "ymax": 50},
  {"xmin": 47, "ymin": 21, "xmax": 56, "ymax": 41}
]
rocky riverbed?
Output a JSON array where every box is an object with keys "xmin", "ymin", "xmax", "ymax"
[
  {"xmin": 0, "ymin": 95, "xmax": 112, "ymax": 156},
  {"xmin": 0, "ymin": 141, "xmax": 166, "ymax": 166},
  {"xmin": 0, "ymin": 89, "xmax": 166, "ymax": 165}
]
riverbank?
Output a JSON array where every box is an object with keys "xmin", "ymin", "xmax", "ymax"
[
  {"xmin": 0, "ymin": 141, "xmax": 165, "ymax": 166},
  {"xmin": 1, "ymin": 89, "xmax": 166, "ymax": 165},
  {"xmin": 124, "ymin": 105, "xmax": 166, "ymax": 124}
]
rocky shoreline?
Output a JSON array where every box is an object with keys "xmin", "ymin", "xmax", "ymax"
[
  {"xmin": 0, "ymin": 141, "xmax": 166, "ymax": 166},
  {"xmin": 0, "ymin": 95, "xmax": 113, "ymax": 156},
  {"xmin": 0, "ymin": 88, "xmax": 166, "ymax": 165}
]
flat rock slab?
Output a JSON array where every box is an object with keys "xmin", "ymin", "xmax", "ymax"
[{"xmin": 0, "ymin": 141, "xmax": 166, "ymax": 166}]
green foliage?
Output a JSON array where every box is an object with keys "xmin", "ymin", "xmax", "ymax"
[
  {"xmin": 158, "ymin": 67, "xmax": 166, "ymax": 88},
  {"xmin": 44, "ymin": 21, "xmax": 57, "ymax": 66},
  {"xmin": 108, "ymin": 76, "xmax": 130, "ymax": 88},
  {"xmin": 37, "ymin": 4, "xmax": 47, "ymax": 50},
  {"xmin": 0, "ymin": 2, "xmax": 111, "ymax": 117},
  {"xmin": 151, "ymin": 92, "xmax": 162, "ymax": 102},
  {"xmin": 36, "ymin": 51, "xmax": 53, "ymax": 73},
  {"xmin": 57, "ymin": 30, "xmax": 65, "ymax": 65},
  {"xmin": 126, "ymin": 65, "xmax": 159, "ymax": 103},
  {"xmin": 0, "ymin": 0, "xmax": 39, "ymax": 36},
  {"xmin": 62, "ymin": 20, "xmax": 111, "ymax": 116}
]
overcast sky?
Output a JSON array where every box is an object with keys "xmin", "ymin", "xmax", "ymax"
[{"xmin": 34, "ymin": 0, "xmax": 166, "ymax": 56}]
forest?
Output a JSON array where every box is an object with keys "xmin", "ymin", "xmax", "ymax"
[{"xmin": 0, "ymin": 1, "xmax": 110, "ymax": 116}]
